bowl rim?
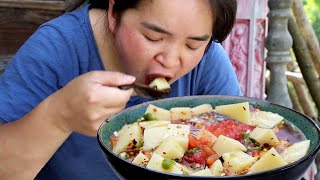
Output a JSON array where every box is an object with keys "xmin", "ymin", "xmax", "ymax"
[{"xmin": 97, "ymin": 95, "xmax": 320, "ymax": 178}]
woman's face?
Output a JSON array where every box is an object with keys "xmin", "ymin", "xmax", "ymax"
[{"xmin": 109, "ymin": 0, "xmax": 213, "ymax": 85}]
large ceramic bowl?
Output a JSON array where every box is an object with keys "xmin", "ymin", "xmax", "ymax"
[{"xmin": 97, "ymin": 95, "xmax": 320, "ymax": 180}]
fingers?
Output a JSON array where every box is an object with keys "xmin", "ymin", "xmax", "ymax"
[
  {"xmin": 97, "ymin": 85, "xmax": 133, "ymax": 108},
  {"xmin": 88, "ymin": 71, "xmax": 136, "ymax": 87},
  {"xmin": 86, "ymin": 71, "xmax": 135, "ymax": 107},
  {"xmin": 58, "ymin": 71, "xmax": 135, "ymax": 137},
  {"xmin": 79, "ymin": 107, "xmax": 125, "ymax": 137}
]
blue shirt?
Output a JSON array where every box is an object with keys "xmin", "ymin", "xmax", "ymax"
[{"xmin": 0, "ymin": 4, "xmax": 242, "ymax": 180}]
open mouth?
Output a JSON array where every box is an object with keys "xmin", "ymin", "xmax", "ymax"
[{"xmin": 145, "ymin": 75, "xmax": 172, "ymax": 85}]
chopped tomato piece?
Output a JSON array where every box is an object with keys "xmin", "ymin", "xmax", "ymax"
[
  {"xmin": 188, "ymin": 135, "xmax": 210, "ymax": 148},
  {"xmin": 200, "ymin": 145, "xmax": 215, "ymax": 155},
  {"xmin": 206, "ymin": 120, "xmax": 255, "ymax": 141},
  {"xmin": 252, "ymin": 150, "xmax": 260, "ymax": 157},
  {"xmin": 188, "ymin": 135, "xmax": 201, "ymax": 148},
  {"xmin": 206, "ymin": 154, "xmax": 219, "ymax": 166},
  {"xmin": 183, "ymin": 149, "xmax": 207, "ymax": 164},
  {"xmin": 186, "ymin": 136, "xmax": 219, "ymax": 166}
]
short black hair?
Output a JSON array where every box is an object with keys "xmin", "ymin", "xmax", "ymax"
[{"xmin": 89, "ymin": 0, "xmax": 237, "ymax": 43}]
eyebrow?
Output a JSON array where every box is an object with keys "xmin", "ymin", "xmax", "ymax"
[
  {"xmin": 141, "ymin": 22, "xmax": 210, "ymax": 41},
  {"xmin": 187, "ymin": 35, "xmax": 210, "ymax": 41},
  {"xmin": 141, "ymin": 22, "xmax": 172, "ymax": 35}
]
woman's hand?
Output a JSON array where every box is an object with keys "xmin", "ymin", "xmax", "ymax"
[{"xmin": 47, "ymin": 71, "xmax": 135, "ymax": 136}]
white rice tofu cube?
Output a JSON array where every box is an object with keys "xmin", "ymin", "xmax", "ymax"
[
  {"xmin": 222, "ymin": 151, "xmax": 256, "ymax": 175},
  {"xmin": 250, "ymin": 110, "xmax": 284, "ymax": 128},
  {"xmin": 166, "ymin": 124, "xmax": 190, "ymax": 150},
  {"xmin": 132, "ymin": 152, "xmax": 149, "ymax": 166},
  {"xmin": 209, "ymin": 159, "xmax": 224, "ymax": 176},
  {"xmin": 154, "ymin": 137, "xmax": 186, "ymax": 160},
  {"xmin": 170, "ymin": 107, "xmax": 192, "ymax": 120},
  {"xmin": 139, "ymin": 120, "xmax": 170, "ymax": 129},
  {"xmin": 146, "ymin": 153, "xmax": 183, "ymax": 174},
  {"xmin": 191, "ymin": 168, "xmax": 213, "ymax": 176},
  {"xmin": 215, "ymin": 102, "xmax": 251, "ymax": 125},
  {"xmin": 143, "ymin": 126, "xmax": 168, "ymax": 151},
  {"xmin": 113, "ymin": 122, "xmax": 143, "ymax": 155},
  {"xmin": 191, "ymin": 104, "xmax": 213, "ymax": 115},
  {"xmin": 213, "ymin": 135, "xmax": 247, "ymax": 156},
  {"xmin": 281, "ymin": 140, "xmax": 310, "ymax": 163},
  {"xmin": 249, "ymin": 127, "xmax": 280, "ymax": 146},
  {"xmin": 249, "ymin": 147, "xmax": 287, "ymax": 173},
  {"xmin": 144, "ymin": 104, "xmax": 170, "ymax": 121},
  {"xmin": 148, "ymin": 77, "xmax": 170, "ymax": 90}
]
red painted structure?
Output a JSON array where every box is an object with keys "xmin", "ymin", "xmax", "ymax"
[{"xmin": 223, "ymin": 0, "xmax": 269, "ymax": 98}]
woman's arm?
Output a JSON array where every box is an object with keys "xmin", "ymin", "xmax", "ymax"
[
  {"xmin": 0, "ymin": 19, "xmax": 135, "ymax": 178},
  {"xmin": 0, "ymin": 96, "xmax": 71, "ymax": 179},
  {"xmin": 0, "ymin": 71, "xmax": 135, "ymax": 179}
]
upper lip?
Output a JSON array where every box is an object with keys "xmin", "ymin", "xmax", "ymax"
[{"xmin": 145, "ymin": 74, "xmax": 173, "ymax": 85}]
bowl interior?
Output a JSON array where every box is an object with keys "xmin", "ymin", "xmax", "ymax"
[{"xmin": 98, "ymin": 95, "xmax": 320, "ymax": 177}]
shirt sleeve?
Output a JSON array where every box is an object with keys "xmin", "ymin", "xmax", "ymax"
[
  {"xmin": 0, "ymin": 25, "xmax": 74, "ymax": 122},
  {"xmin": 197, "ymin": 42, "xmax": 243, "ymax": 96}
]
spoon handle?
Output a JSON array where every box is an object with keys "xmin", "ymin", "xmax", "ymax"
[
  {"xmin": 118, "ymin": 82, "xmax": 171, "ymax": 99},
  {"xmin": 118, "ymin": 84, "xmax": 134, "ymax": 90},
  {"xmin": 119, "ymin": 82, "xmax": 149, "ymax": 90}
]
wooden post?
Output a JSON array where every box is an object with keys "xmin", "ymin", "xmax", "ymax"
[{"xmin": 265, "ymin": 0, "xmax": 293, "ymax": 107}]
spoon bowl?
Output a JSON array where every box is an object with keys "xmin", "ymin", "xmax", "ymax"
[{"xmin": 119, "ymin": 82, "xmax": 171, "ymax": 99}]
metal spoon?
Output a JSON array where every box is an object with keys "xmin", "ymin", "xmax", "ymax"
[{"xmin": 119, "ymin": 82, "xmax": 171, "ymax": 99}]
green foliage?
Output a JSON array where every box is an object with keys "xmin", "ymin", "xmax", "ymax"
[{"xmin": 303, "ymin": 0, "xmax": 320, "ymax": 41}]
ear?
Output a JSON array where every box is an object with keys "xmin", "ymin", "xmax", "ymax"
[{"xmin": 107, "ymin": 0, "xmax": 116, "ymax": 33}]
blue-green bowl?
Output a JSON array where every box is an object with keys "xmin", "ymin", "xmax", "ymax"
[{"xmin": 97, "ymin": 95, "xmax": 320, "ymax": 180}]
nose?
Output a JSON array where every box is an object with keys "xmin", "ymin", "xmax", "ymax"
[{"xmin": 154, "ymin": 45, "xmax": 181, "ymax": 69}]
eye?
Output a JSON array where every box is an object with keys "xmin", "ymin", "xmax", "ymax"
[
  {"xmin": 186, "ymin": 44, "xmax": 198, "ymax": 50},
  {"xmin": 144, "ymin": 35, "xmax": 162, "ymax": 42}
]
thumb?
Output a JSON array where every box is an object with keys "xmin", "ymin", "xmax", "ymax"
[{"xmin": 90, "ymin": 71, "xmax": 136, "ymax": 86}]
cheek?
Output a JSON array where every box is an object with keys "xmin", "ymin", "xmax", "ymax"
[
  {"xmin": 115, "ymin": 29, "xmax": 151, "ymax": 72},
  {"xmin": 179, "ymin": 53, "xmax": 204, "ymax": 76},
  {"xmin": 117, "ymin": 32, "xmax": 142, "ymax": 60},
  {"xmin": 186, "ymin": 55, "xmax": 202, "ymax": 67}
]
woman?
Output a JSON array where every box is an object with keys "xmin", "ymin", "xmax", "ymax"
[{"xmin": 0, "ymin": 0, "xmax": 240, "ymax": 179}]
